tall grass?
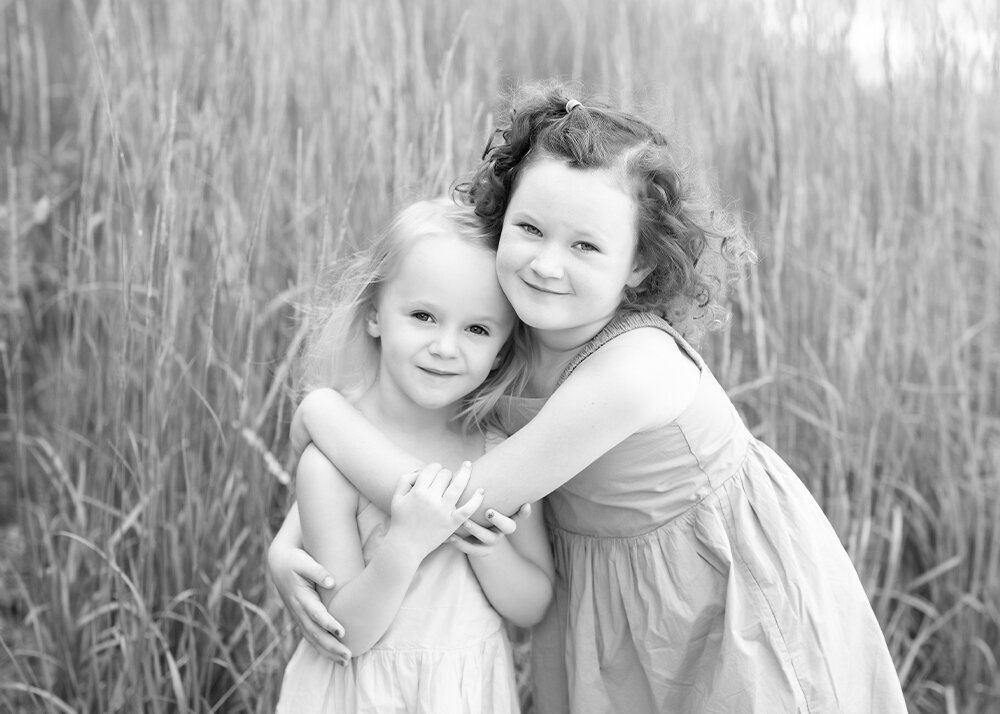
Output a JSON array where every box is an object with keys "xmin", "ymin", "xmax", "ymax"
[{"xmin": 1, "ymin": 0, "xmax": 998, "ymax": 711}]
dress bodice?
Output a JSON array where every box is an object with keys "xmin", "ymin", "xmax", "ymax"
[{"xmin": 498, "ymin": 312, "xmax": 751, "ymax": 536}]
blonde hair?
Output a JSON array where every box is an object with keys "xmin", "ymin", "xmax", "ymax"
[{"xmin": 298, "ymin": 196, "xmax": 531, "ymax": 433}]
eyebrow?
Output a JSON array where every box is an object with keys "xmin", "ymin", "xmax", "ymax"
[
  {"xmin": 465, "ymin": 313, "xmax": 506, "ymax": 326},
  {"xmin": 573, "ymin": 228, "xmax": 604, "ymax": 241}
]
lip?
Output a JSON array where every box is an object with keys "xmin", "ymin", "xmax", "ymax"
[
  {"xmin": 521, "ymin": 278, "xmax": 567, "ymax": 295},
  {"xmin": 418, "ymin": 366, "xmax": 459, "ymax": 377}
]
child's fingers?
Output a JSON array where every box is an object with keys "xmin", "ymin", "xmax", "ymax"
[
  {"xmin": 428, "ymin": 467, "xmax": 453, "ymax": 496},
  {"xmin": 453, "ymin": 488, "xmax": 485, "ymax": 521},
  {"xmin": 460, "ymin": 519, "xmax": 500, "ymax": 545},
  {"xmin": 393, "ymin": 469, "xmax": 421, "ymax": 499},
  {"xmin": 453, "ymin": 521, "xmax": 474, "ymax": 539},
  {"xmin": 483, "ymin": 503, "xmax": 532, "ymax": 535},
  {"xmin": 483, "ymin": 508, "xmax": 520, "ymax": 536},
  {"xmin": 446, "ymin": 535, "xmax": 493, "ymax": 557},
  {"xmin": 287, "ymin": 549, "xmax": 338, "ymax": 591},
  {"xmin": 300, "ymin": 588, "xmax": 347, "ymax": 640},
  {"xmin": 442, "ymin": 461, "xmax": 473, "ymax": 505},
  {"xmin": 413, "ymin": 463, "xmax": 442, "ymax": 491},
  {"xmin": 298, "ymin": 604, "xmax": 352, "ymax": 663}
]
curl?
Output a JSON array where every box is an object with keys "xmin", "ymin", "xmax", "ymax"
[{"xmin": 455, "ymin": 81, "xmax": 757, "ymax": 346}]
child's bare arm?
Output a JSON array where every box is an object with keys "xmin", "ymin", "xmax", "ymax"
[
  {"xmin": 294, "ymin": 328, "xmax": 697, "ymax": 520},
  {"xmin": 458, "ymin": 500, "xmax": 554, "ymax": 627},
  {"xmin": 293, "ymin": 390, "xmax": 421, "ymax": 513},
  {"xmin": 298, "ymin": 447, "xmax": 483, "ymax": 656},
  {"xmin": 268, "ymin": 503, "xmax": 349, "ymax": 661}
]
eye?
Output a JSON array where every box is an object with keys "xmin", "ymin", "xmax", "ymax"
[
  {"xmin": 467, "ymin": 324, "xmax": 490, "ymax": 336},
  {"xmin": 411, "ymin": 311, "xmax": 434, "ymax": 322},
  {"xmin": 518, "ymin": 223, "xmax": 542, "ymax": 236},
  {"xmin": 573, "ymin": 241, "xmax": 599, "ymax": 253}
]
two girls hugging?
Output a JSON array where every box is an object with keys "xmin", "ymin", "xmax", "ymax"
[{"xmin": 269, "ymin": 83, "xmax": 908, "ymax": 713}]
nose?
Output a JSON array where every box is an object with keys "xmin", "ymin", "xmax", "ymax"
[
  {"xmin": 529, "ymin": 242, "xmax": 564, "ymax": 279},
  {"xmin": 428, "ymin": 329, "xmax": 460, "ymax": 358}
]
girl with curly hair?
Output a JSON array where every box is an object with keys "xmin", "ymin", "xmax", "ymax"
[{"xmin": 271, "ymin": 84, "xmax": 906, "ymax": 713}]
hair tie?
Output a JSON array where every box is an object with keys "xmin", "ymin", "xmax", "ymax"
[{"xmin": 565, "ymin": 99, "xmax": 582, "ymax": 114}]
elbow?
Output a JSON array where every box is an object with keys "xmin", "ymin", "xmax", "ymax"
[
  {"xmin": 506, "ymin": 582, "xmax": 554, "ymax": 628},
  {"xmin": 507, "ymin": 606, "xmax": 549, "ymax": 629},
  {"xmin": 507, "ymin": 612, "xmax": 542, "ymax": 629},
  {"xmin": 330, "ymin": 615, "xmax": 378, "ymax": 658},
  {"xmin": 298, "ymin": 388, "xmax": 334, "ymax": 431},
  {"xmin": 342, "ymin": 636, "xmax": 373, "ymax": 659}
]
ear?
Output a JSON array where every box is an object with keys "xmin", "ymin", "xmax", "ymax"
[
  {"xmin": 365, "ymin": 308, "xmax": 381, "ymax": 338},
  {"xmin": 626, "ymin": 262, "xmax": 653, "ymax": 289}
]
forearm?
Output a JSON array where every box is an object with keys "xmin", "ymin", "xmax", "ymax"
[
  {"xmin": 297, "ymin": 371, "xmax": 647, "ymax": 524},
  {"xmin": 296, "ymin": 443, "xmax": 414, "ymax": 656},
  {"xmin": 299, "ymin": 389, "xmax": 422, "ymax": 512},
  {"xmin": 468, "ymin": 541, "xmax": 553, "ymax": 627},
  {"xmin": 323, "ymin": 533, "xmax": 424, "ymax": 656},
  {"xmin": 298, "ymin": 389, "xmax": 539, "ymax": 524}
]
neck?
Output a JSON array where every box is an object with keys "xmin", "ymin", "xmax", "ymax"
[
  {"xmin": 523, "ymin": 331, "xmax": 588, "ymax": 398},
  {"xmin": 356, "ymin": 381, "xmax": 461, "ymax": 444},
  {"xmin": 355, "ymin": 381, "xmax": 481, "ymax": 468},
  {"xmin": 534, "ymin": 308, "xmax": 619, "ymax": 353},
  {"xmin": 525, "ymin": 317, "xmax": 614, "ymax": 396}
]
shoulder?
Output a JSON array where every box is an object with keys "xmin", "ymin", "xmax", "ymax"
[{"xmin": 563, "ymin": 326, "xmax": 700, "ymax": 428}]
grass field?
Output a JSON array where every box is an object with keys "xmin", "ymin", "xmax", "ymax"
[{"xmin": 2, "ymin": 0, "xmax": 998, "ymax": 712}]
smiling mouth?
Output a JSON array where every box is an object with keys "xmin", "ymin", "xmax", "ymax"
[
  {"xmin": 522, "ymin": 279, "xmax": 565, "ymax": 295},
  {"xmin": 418, "ymin": 367, "xmax": 459, "ymax": 377}
]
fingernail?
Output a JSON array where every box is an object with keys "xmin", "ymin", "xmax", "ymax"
[
  {"xmin": 486, "ymin": 509, "xmax": 496, "ymax": 520},
  {"xmin": 463, "ymin": 461, "xmax": 472, "ymax": 469},
  {"xmin": 322, "ymin": 577, "xmax": 335, "ymax": 588}
]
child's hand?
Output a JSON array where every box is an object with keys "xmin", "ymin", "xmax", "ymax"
[
  {"xmin": 386, "ymin": 463, "xmax": 485, "ymax": 560},
  {"xmin": 267, "ymin": 537, "xmax": 351, "ymax": 663},
  {"xmin": 449, "ymin": 503, "xmax": 533, "ymax": 558}
]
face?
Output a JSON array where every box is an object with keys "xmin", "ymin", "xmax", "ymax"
[
  {"xmin": 496, "ymin": 157, "xmax": 649, "ymax": 347},
  {"xmin": 369, "ymin": 234, "xmax": 517, "ymax": 413}
]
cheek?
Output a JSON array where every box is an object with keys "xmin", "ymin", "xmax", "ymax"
[{"xmin": 494, "ymin": 237, "xmax": 519, "ymax": 282}]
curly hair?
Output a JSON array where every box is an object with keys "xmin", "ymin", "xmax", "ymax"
[
  {"xmin": 298, "ymin": 196, "xmax": 532, "ymax": 434},
  {"xmin": 455, "ymin": 82, "xmax": 755, "ymax": 343}
]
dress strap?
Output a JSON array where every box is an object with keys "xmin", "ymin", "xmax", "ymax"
[{"xmin": 555, "ymin": 311, "xmax": 706, "ymax": 388}]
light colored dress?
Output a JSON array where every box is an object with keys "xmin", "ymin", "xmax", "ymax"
[
  {"xmin": 276, "ymin": 495, "xmax": 519, "ymax": 714},
  {"xmin": 501, "ymin": 312, "xmax": 907, "ymax": 714}
]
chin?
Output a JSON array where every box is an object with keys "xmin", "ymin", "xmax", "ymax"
[
  {"xmin": 516, "ymin": 312, "xmax": 572, "ymax": 332},
  {"xmin": 507, "ymin": 298, "xmax": 555, "ymax": 326},
  {"xmin": 425, "ymin": 388, "xmax": 474, "ymax": 410}
]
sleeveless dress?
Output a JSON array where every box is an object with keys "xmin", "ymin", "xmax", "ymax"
[
  {"xmin": 500, "ymin": 312, "xmax": 907, "ymax": 714},
  {"xmin": 276, "ymin": 494, "xmax": 519, "ymax": 713}
]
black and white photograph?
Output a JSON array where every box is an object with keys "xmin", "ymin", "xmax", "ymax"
[{"xmin": 1, "ymin": 1, "xmax": 997, "ymax": 712}]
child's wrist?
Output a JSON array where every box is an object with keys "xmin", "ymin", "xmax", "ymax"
[{"xmin": 382, "ymin": 527, "xmax": 433, "ymax": 565}]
